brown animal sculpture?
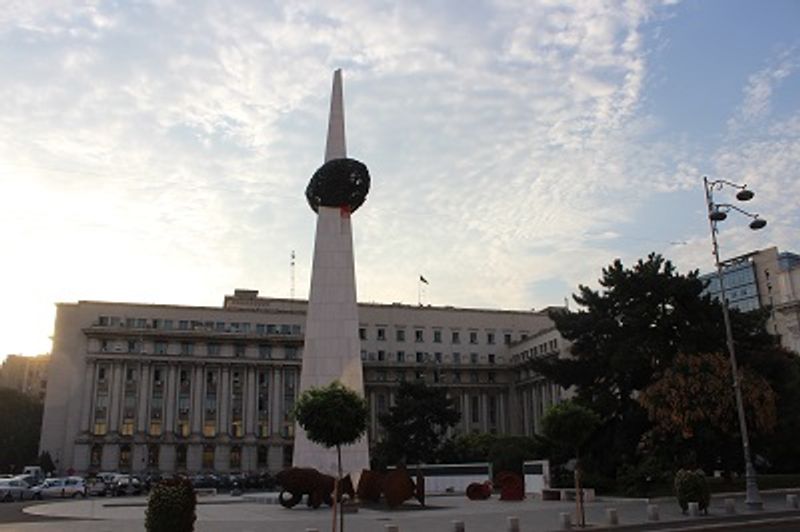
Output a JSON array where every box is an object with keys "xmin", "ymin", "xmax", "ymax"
[{"xmin": 276, "ymin": 467, "xmax": 355, "ymax": 509}]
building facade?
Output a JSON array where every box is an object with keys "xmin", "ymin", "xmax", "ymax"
[
  {"xmin": 700, "ymin": 246, "xmax": 800, "ymax": 353},
  {"xmin": 40, "ymin": 290, "xmax": 563, "ymax": 475},
  {"xmin": 0, "ymin": 354, "xmax": 50, "ymax": 402}
]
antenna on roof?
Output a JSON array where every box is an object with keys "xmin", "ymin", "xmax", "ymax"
[{"xmin": 290, "ymin": 250, "xmax": 296, "ymax": 299}]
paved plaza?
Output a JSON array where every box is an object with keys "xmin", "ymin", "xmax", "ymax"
[{"xmin": 2, "ymin": 491, "xmax": 799, "ymax": 532}]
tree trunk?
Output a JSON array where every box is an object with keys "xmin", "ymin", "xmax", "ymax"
[
  {"xmin": 338, "ymin": 444, "xmax": 344, "ymax": 532},
  {"xmin": 575, "ymin": 449, "xmax": 585, "ymax": 528}
]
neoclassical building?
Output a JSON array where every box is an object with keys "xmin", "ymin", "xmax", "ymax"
[{"xmin": 40, "ymin": 289, "xmax": 567, "ymax": 475}]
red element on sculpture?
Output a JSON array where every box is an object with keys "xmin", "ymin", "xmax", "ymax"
[
  {"xmin": 383, "ymin": 466, "xmax": 417, "ymax": 508},
  {"xmin": 275, "ymin": 467, "xmax": 354, "ymax": 509},
  {"xmin": 466, "ymin": 481, "xmax": 492, "ymax": 500},
  {"xmin": 494, "ymin": 471, "xmax": 525, "ymax": 501},
  {"xmin": 356, "ymin": 469, "xmax": 384, "ymax": 502}
]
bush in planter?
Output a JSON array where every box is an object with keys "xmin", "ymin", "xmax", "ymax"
[
  {"xmin": 145, "ymin": 478, "xmax": 197, "ymax": 532},
  {"xmin": 674, "ymin": 469, "xmax": 710, "ymax": 514}
]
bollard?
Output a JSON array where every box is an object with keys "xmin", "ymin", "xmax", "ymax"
[
  {"xmin": 559, "ymin": 512, "xmax": 572, "ymax": 530},
  {"xmin": 606, "ymin": 508, "xmax": 618, "ymax": 526},
  {"xmin": 385, "ymin": 525, "xmax": 399, "ymax": 532},
  {"xmin": 507, "ymin": 516, "xmax": 520, "ymax": 532},
  {"xmin": 725, "ymin": 498, "xmax": 736, "ymax": 514},
  {"xmin": 787, "ymin": 494, "xmax": 799, "ymax": 509},
  {"xmin": 452, "ymin": 520, "xmax": 465, "ymax": 532},
  {"xmin": 688, "ymin": 502, "xmax": 700, "ymax": 516},
  {"xmin": 647, "ymin": 503, "xmax": 660, "ymax": 521}
]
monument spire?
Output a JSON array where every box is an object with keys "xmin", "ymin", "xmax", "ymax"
[
  {"xmin": 324, "ymin": 68, "xmax": 346, "ymax": 162},
  {"xmin": 294, "ymin": 70, "xmax": 371, "ymax": 479}
]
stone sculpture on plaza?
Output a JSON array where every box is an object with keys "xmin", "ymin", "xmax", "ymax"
[
  {"xmin": 291, "ymin": 69, "xmax": 371, "ymax": 477},
  {"xmin": 276, "ymin": 467, "xmax": 355, "ymax": 509}
]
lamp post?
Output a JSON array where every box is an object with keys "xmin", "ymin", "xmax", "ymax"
[{"xmin": 703, "ymin": 176, "xmax": 767, "ymax": 510}]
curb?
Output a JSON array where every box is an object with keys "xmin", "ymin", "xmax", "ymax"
[{"xmin": 570, "ymin": 509, "xmax": 800, "ymax": 532}]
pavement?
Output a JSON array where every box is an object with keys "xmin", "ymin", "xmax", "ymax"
[{"xmin": 0, "ymin": 491, "xmax": 797, "ymax": 532}]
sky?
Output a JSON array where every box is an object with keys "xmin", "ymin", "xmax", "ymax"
[{"xmin": 1, "ymin": 0, "xmax": 799, "ymax": 360}]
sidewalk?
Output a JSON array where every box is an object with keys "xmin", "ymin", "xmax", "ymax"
[{"xmin": 4, "ymin": 490, "xmax": 798, "ymax": 532}]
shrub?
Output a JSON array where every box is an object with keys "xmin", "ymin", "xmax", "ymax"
[
  {"xmin": 674, "ymin": 469, "xmax": 710, "ymax": 514},
  {"xmin": 145, "ymin": 478, "xmax": 197, "ymax": 532}
]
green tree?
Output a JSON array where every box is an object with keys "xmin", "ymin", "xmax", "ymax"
[
  {"xmin": 293, "ymin": 381, "xmax": 368, "ymax": 532},
  {"xmin": 527, "ymin": 254, "xmax": 730, "ymax": 478},
  {"xmin": 378, "ymin": 381, "xmax": 460, "ymax": 466},
  {"xmin": 0, "ymin": 388, "xmax": 43, "ymax": 474},
  {"xmin": 542, "ymin": 401, "xmax": 601, "ymax": 528}
]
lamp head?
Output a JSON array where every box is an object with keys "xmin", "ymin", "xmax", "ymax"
[
  {"xmin": 749, "ymin": 218, "xmax": 767, "ymax": 230},
  {"xmin": 709, "ymin": 210, "xmax": 728, "ymax": 222},
  {"xmin": 736, "ymin": 189, "xmax": 755, "ymax": 201}
]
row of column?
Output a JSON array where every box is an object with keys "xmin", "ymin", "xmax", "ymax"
[{"xmin": 80, "ymin": 358, "xmax": 297, "ymax": 439}]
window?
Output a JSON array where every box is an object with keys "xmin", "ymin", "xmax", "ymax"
[
  {"xmin": 488, "ymin": 354, "xmax": 495, "ymax": 365},
  {"xmin": 504, "ymin": 333, "xmax": 512, "ymax": 345},
  {"xmin": 202, "ymin": 445, "xmax": 214, "ymax": 470},
  {"xmin": 377, "ymin": 350, "xmax": 385, "ymax": 362},
  {"xmin": 359, "ymin": 328, "xmax": 366, "ymax": 340},
  {"xmin": 452, "ymin": 331, "xmax": 460, "ymax": 344},
  {"xmin": 452, "ymin": 353, "xmax": 461, "ymax": 364},
  {"xmin": 257, "ymin": 445, "xmax": 268, "ymax": 468},
  {"xmin": 285, "ymin": 347, "xmax": 298, "ymax": 360},
  {"xmin": 453, "ymin": 371, "xmax": 461, "ymax": 383},
  {"xmin": 377, "ymin": 328, "xmax": 386, "ymax": 341},
  {"xmin": 396, "ymin": 329, "xmax": 406, "ymax": 342},
  {"xmin": 415, "ymin": 330, "xmax": 424, "ymax": 342},
  {"xmin": 155, "ymin": 341, "xmax": 167, "ymax": 355},
  {"xmin": 147, "ymin": 444, "xmax": 159, "ymax": 468},
  {"xmin": 433, "ymin": 330, "xmax": 442, "ymax": 343},
  {"xmin": 234, "ymin": 344, "xmax": 246, "ymax": 357},
  {"xmin": 101, "ymin": 339, "xmax": 110, "ymax": 352},
  {"xmin": 397, "ymin": 351, "xmax": 405, "ymax": 363},
  {"xmin": 434, "ymin": 352, "xmax": 442, "ymax": 363},
  {"xmin": 163, "ymin": 320, "xmax": 173, "ymax": 330},
  {"xmin": 181, "ymin": 342, "xmax": 194, "ymax": 355},
  {"xmin": 176, "ymin": 445, "xmax": 187, "ymax": 469},
  {"xmin": 256, "ymin": 324, "xmax": 266, "ymax": 335},
  {"xmin": 416, "ymin": 352, "xmax": 425, "ymax": 363},
  {"xmin": 470, "ymin": 353, "xmax": 479, "ymax": 364},
  {"xmin": 488, "ymin": 371, "xmax": 496, "ymax": 383},
  {"xmin": 488, "ymin": 396, "xmax": 497, "ymax": 425},
  {"xmin": 259, "ymin": 345, "xmax": 271, "ymax": 359},
  {"xmin": 470, "ymin": 371, "xmax": 479, "ymax": 383},
  {"xmin": 207, "ymin": 343, "xmax": 221, "ymax": 356},
  {"xmin": 119, "ymin": 444, "xmax": 132, "ymax": 470},
  {"xmin": 230, "ymin": 446, "xmax": 242, "ymax": 470},
  {"xmin": 127, "ymin": 340, "xmax": 139, "ymax": 353},
  {"xmin": 487, "ymin": 332, "xmax": 495, "ymax": 345},
  {"xmin": 90, "ymin": 444, "xmax": 102, "ymax": 468},
  {"xmin": 178, "ymin": 320, "xmax": 189, "ymax": 330},
  {"xmin": 469, "ymin": 331, "xmax": 478, "ymax": 344}
]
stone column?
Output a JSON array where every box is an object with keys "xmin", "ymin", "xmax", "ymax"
[
  {"xmin": 78, "ymin": 360, "xmax": 96, "ymax": 434},
  {"xmin": 270, "ymin": 368, "xmax": 282, "ymax": 435},
  {"xmin": 108, "ymin": 363, "xmax": 123, "ymax": 434},
  {"xmin": 191, "ymin": 364, "xmax": 204, "ymax": 435},
  {"xmin": 245, "ymin": 367, "xmax": 257, "ymax": 436},
  {"xmin": 481, "ymin": 392, "xmax": 489, "ymax": 432},
  {"xmin": 136, "ymin": 363, "xmax": 151, "ymax": 434},
  {"xmin": 164, "ymin": 364, "xmax": 178, "ymax": 435},
  {"xmin": 219, "ymin": 366, "xmax": 230, "ymax": 436}
]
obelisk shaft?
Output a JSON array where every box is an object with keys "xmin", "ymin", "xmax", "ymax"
[{"xmin": 293, "ymin": 70, "xmax": 369, "ymax": 477}]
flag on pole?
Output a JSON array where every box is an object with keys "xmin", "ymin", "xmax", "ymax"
[{"xmin": 419, "ymin": 275, "xmax": 429, "ymax": 285}]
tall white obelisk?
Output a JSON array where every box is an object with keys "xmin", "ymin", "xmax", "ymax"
[{"xmin": 293, "ymin": 69, "xmax": 371, "ymax": 477}]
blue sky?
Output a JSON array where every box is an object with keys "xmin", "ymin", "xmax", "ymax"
[{"xmin": 1, "ymin": 0, "xmax": 798, "ymax": 358}]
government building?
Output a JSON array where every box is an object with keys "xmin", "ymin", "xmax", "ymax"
[{"xmin": 40, "ymin": 289, "xmax": 567, "ymax": 475}]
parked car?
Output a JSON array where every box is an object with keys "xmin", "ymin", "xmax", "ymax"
[
  {"xmin": 85, "ymin": 477, "xmax": 110, "ymax": 497},
  {"xmin": 111, "ymin": 475, "xmax": 142, "ymax": 497},
  {"xmin": 30, "ymin": 477, "xmax": 86, "ymax": 499},
  {"xmin": 0, "ymin": 478, "xmax": 31, "ymax": 502}
]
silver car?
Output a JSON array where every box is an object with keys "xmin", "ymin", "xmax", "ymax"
[
  {"xmin": 0, "ymin": 478, "xmax": 31, "ymax": 502},
  {"xmin": 30, "ymin": 477, "xmax": 86, "ymax": 499}
]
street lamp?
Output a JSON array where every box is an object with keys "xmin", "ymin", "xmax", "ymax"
[{"xmin": 703, "ymin": 176, "xmax": 767, "ymax": 510}]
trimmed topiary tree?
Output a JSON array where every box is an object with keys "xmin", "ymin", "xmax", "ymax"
[
  {"xmin": 293, "ymin": 381, "xmax": 368, "ymax": 532},
  {"xmin": 145, "ymin": 478, "xmax": 197, "ymax": 532},
  {"xmin": 674, "ymin": 469, "xmax": 710, "ymax": 514}
]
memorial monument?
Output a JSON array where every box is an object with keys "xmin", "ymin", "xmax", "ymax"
[{"xmin": 292, "ymin": 69, "xmax": 371, "ymax": 477}]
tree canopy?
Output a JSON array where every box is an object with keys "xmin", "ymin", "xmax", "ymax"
[
  {"xmin": 293, "ymin": 381, "xmax": 368, "ymax": 450},
  {"xmin": 526, "ymin": 253, "xmax": 799, "ymax": 480},
  {"xmin": 0, "ymin": 388, "xmax": 43, "ymax": 474},
  {"xmin": 378, "ymin": 381, "xmax": 460, "ymax": 466}
]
